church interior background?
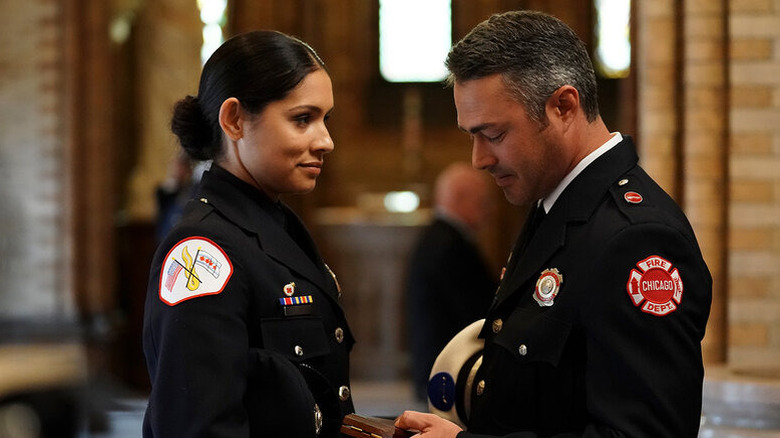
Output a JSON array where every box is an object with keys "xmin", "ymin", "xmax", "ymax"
[{"xmin": 1, "ymin": 0, "xmax": 779, "ymax": 436}]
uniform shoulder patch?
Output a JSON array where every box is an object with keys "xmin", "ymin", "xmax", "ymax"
[
  {"xmin": 158, "ymin": 236, "xmax": 234, "ymax": 306},
  {"xmin": 626, "ymin": 255, "xmax": 683, "ymax": 316}
]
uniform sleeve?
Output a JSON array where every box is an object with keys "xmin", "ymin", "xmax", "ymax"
[
  {"xmin": 578, "ymin": 222, "xmax": 711, "ymax": 437},
  {"xmin": 458, "ymin": 221, "xmax": 711, "ymax": 438},
  {"xmin": 143, "ymin": 235, "xmax": 251, "ymax": 438}
]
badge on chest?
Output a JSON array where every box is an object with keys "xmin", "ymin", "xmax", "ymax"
[
  {"xmin": 278, "ymin": 281, "xmax": 315, "ymax": 316},
  {"xmin": 533, "ymin": 268, "xmax": 563, "ymax": 307}
]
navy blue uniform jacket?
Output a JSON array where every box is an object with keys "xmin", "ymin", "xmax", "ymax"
[
  {"xmin": 143, "ymin": 166, "xmax": 354, "ymax": 437},
  {"xmin": 460, "ymin": 137, "xmax": 711, "ymax": 437},
  {"xmin": 406, "ymin": 217, "xmax": 497, "ymax": 399}
]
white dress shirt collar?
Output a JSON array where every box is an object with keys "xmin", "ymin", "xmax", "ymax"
[{"xmin": 541, "ymin": 132, "xmax": 623, "ymax": 213}]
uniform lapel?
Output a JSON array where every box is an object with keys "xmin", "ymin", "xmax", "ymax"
[
  {"xmin": 256, "ymin": 222, "xmax": 331, "ymax": 295},
  {"xmin": 492, "ymin": 207, "xmax": 566, "ymax": 310},
  {"xmin": 197, "ymin": 168, "xmax": 336, "ymax": 301},
  {"xmin": 491, "ymin": 136, "xmax": 641, "ymax": 311},
  {"xmin": 263, "ymin": 204, "xmax": 342, "ymax": 303}
]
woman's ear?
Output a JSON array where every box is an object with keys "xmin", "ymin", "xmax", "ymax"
[{"xmin": 218, "ymin": 97, "xmax": 243, "ymax": 141}]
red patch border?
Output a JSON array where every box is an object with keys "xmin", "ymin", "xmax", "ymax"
[
  {"xmin": 625, "ymin": 255, "xmax": 683, "ymax": 317},
  {"xmin": 158, "ymin": 236, "xmax": 234, "ymax": 306}
]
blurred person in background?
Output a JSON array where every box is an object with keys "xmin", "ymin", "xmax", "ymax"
[{"xmin": 405, "ymin": 162, "xmax": 497, "ymax": 402}]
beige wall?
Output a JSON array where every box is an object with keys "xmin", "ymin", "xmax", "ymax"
[
  {"xmin": 637, "ymin": 0, "xmax": 780, "ymax": 369},
  {"xmin": 0, "ymin": 0, "xmax": 72, "ymax": 318},
  {"xmin": 126, "ymin": 0, "xmax": 202, "ymax": 220},
  {"xmin": 1, "ymin": 0, "xmax": 779, "ymax": 377},
  {"xmin": 727, "ymin": 0, "xmax": 780, "ymax": 371}
]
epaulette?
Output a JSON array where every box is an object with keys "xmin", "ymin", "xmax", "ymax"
[
  {"xmin": 179, "ymin": 197, "xmax": 214, "ymax": 224},
  {"xmin": 608, "ymin": 173, "xmax": 656, "ymax": 225}
]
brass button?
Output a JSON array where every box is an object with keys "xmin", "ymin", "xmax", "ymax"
[
  {"xmin": 476, "ymin": 380, "xmax": 485, "ymax": 396},
  {"xmin": 492, "ymin": 319, "xmax": 503, "ymax": 334},
  {"xmin": 294, "ymin": 345, "xmax": 304, "ymax": 357},
  {"xmin": 518, "ymin": 344, "xmax": 528, "ymax": 356},
  {"xmin": 335, "ymin": 327, "xmax": 345, "ymax": 343},
  {"xmin": 199, "ymin": 197, "xmax": 209, "ymax": 203},
  {"xmin": 338, "ymin": 385, "xmax": 351, "ymax": 401},
  {"xmin": 618, "ymin": 178, "xmax": 629, "ymax": 186}
]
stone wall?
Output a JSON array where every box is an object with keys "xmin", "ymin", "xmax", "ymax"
[
  {"xmin": 638, "ymin": 0, "xmax": 780, "ymax": 368},
  {"xmin": 727, "ymin": 0, "xmax": 780, "ymax": 371},
  {"xmin": 2, "ymin": 0, "xmax": 779, "ymax": 374},
  {"xmin": 0, "ymin": 0, "xmax": 72, "ymax": 318}
]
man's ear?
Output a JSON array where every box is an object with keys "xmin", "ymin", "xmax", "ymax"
[
  {"xmin": 218, "ymin": 97, "xmax": 243, "ymax": 141},
  {"xmin": 545, "ymin": 85, "xmax": 579, "ymax": 128}
]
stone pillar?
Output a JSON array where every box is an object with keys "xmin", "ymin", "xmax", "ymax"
[
  {"xmin": 125, "ymin": 0, "xmax": 202, "ymax": 221},
  {"xmin": 726, "ymin": 0, "xmax": 780, "ymax": 371},
  {"xmin": 682, "ymin": 0, "xmax": 729, "ymax": 363},
  {"xmin": 638, "ymin": 0, "xmax": 729, "ymax": 363},
  {"xmin": 636, "ymin": 0, "xmax": 682, "ymax": 196},
  {"xmin": 0, "ymin": 0, "xmax": 73, "ymax": 317}
]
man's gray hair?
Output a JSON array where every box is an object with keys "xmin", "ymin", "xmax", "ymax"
[{"xmin": 445, "ymin": 10, "xmax": 600, "ymax": 125}]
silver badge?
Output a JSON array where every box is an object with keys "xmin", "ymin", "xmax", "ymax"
[{"xmin": 533, "ymin": 268, "xmax": 563, "ymax": 307}]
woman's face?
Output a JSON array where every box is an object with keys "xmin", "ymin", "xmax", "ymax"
[{"xmin": 232, "ymin": 68, "xmax": 335, "ymax": 200}]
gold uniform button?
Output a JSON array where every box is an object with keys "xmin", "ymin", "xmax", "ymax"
[
  {"xmin": 338, "ymin": 385, "xmax": 351, "ymax": 401},
  {"xmin": 476, "ymin": 380, "xmax": 486, "ymax": 396},
  {"xmin": 492, "ymin": 319, "xmax": 503, "ymax": 334},
  {"xmin": 335, "ymin": 327, "xmax": 345, "ymax": 343},
  {"xmin": 618, "ymin": 178, "xmax": 629, "ymax": 186},
  {"xmin": 294, "ymin": 345, "xmax": 304, "ymax": 357},
  {"xmin": 518, "ymin": 344, "xmax": 528, "ymax": 356}
]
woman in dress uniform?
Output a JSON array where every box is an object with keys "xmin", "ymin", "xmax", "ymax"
[{"xmin": 142, "ymin": 30, "xmax": 354, "ymax": 438}]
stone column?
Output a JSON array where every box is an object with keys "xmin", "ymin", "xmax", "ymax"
[
  {"xmin": 682, "ymin": 0, "xmax": 729, "ymax": 363},
  {"xmin": 126, "ymin": 0, "xmax": 202, "ymax": 221},
  {"xmin": 637, "ymin": 0, "xmax": 729, "ymax": 363},
  {"xmin": 726, "ymin": 0, "xmax": 780, "ymax": 371}
]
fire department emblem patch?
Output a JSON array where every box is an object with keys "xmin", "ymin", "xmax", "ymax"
[
  {"xmin": 159, "ymin": 236, "xmax": 233, "ymax": 306},
  {"xmin": 626, "ymin": 255, "xmax": 683, "ymax": 316}
]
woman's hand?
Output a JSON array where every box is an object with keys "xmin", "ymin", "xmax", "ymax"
[{"xmin": 395, "ymin": 411, "xmax": 463, "ymax": 438}]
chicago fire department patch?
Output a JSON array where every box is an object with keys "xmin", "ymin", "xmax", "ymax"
[
  {"xmin": 626, "ymin": 255, "xmax": 683, "ymax": 316},
  {"xmin": 159, "ymin": 237, "xmax": 233, "ymax": 306}
]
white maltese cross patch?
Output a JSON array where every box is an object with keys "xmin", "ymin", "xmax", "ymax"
[{"xmin": 158, "ymin": 237, "xmax": 233, "ymax": 305}]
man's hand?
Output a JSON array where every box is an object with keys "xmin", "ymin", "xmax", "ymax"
[{"xmin": 395, "ymin": 411, "xmax": 463, "ymax": 438}]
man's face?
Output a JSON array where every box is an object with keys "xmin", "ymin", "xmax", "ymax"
[{"xmin": 453, "ymin": 74, "xmax": 567, "ymax": 206}]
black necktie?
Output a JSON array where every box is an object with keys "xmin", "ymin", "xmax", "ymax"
[
  {"xmin": 506, "ymin": 204, "xmax": 546, "ymax": 272},
  {"xmin": 528, "ymin": 204, "xmax": 546, "ymax": 237}
]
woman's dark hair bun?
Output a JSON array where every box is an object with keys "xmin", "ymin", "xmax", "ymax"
[
  {"xmin": 170, "ymin": 31, "xmax": 327, "ymax": 161},
  {"xmin": 170, "ymin": 95, "xmax": 219, "ymax": 161}
]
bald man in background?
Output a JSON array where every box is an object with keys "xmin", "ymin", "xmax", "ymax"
[{"xmin": 405, "ymin": 163, "xmax": 498, "ymax": 402}]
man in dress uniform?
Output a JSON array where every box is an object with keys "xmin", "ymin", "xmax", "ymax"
[
  {"xmin": 396, "ymin": 10, "xmax": 712, "ymax": 438},
  {"xmin": 405, "ymin": 163, "xmax": 497, "ymax": 401}
]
